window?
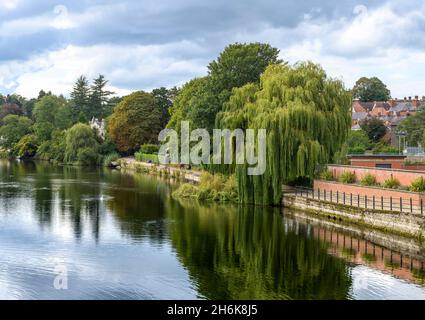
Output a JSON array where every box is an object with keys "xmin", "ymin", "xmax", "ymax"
[{"xmin": 376, "ymin": 163, "xmax": 392, "ymax": 169}]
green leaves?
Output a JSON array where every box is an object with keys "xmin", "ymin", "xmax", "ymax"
[{"xmin": 352, "ymin": 76, "xmax": 391, "ymax": 102}]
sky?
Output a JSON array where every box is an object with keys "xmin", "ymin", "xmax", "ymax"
[{"xmin": 0, "ymin": 0, "xmax": 424, "ymax": 98}]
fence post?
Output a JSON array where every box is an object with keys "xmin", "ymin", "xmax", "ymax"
[
  {"xmin": 312, "ymin": 188, "xmax": 315, "ymax": 199},
  {"xmin": 324, "ymin": 190, "xmax": 326, "ymax": 201},
  {"xmin": 318, "ymin": 188, "xmax": 320, "ymax": 200},
  {"xmin": 390, "ymin": 196, "xmax": 393, "ymax": 211},
  {"xmin": 365, "ymin": 195, "xmax": 368, "ymax": 209},
  {"xmin": 421, "ymin": 199, "xmax": 423, "ymax": 216},
  {"xmin": 410, "ymin": 198, "xmax": 413, "ymax": 213},
  {"xmin": 350, "ymin": 193, "xmax": 353, "ymax": 206},
  {"xmin": 400, "ymin": 197, "xmax": 403, "ymax": 213},
  {"xmin": 373, "ymin": 196, "xmax": 375, "ymax": 210},
  {"xmin": 343, "ymin": 192, "xmax": 346, "ymax": 205},
  {"xmin": 330, "ymin": 190, "xmax": 333, "ymax": 203},
  {"xmin": 337, "ymin": 191, "xmax": 339, "ymax": 204},
  {"xmin": 381, "ymin": 196, "xmax": 384, "ymax": 210},
  {"xmin": 357, "ymin": 194, "xmax": 360, "ymax": 207}
]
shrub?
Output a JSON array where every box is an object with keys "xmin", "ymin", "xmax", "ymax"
[
  {"xmin": 360, "ymin": 173, "xmax": 377, "ymax": 186},
  {"xmin": 103, "ymin": 152, "xmax": 120, "ymax": 167},
  {"xmin": 339, "ymin": 171, "xmax": 356, "ymax": 184},
  {"xmin": 349, "ymin": 146, "xmax": 366, "ymax": 154},
  {"xmin": 135, "ymin": 152, "xmax": 159, "ymax": 164},
  {"xmin": 139, "ymin": 144, "xmax": 159, "ymax": 155},
  {"xmin": 383, "ymin": 177, "xmax": 400, "ymax": 189},
  {"xmin": 173, "ymin": 172, "xmax": 238, "ymax": 202},
  {"xmin": 77, "ymin": 147, "xmax": 98, "ymax": 166},
  {"xmin": 12, "ymin": 134, "xmax": 38, "ymax": 158},
  {"xmin": 409, "ymin": 177, "xmax": 425, "ymax": 192},
  {"xmin": 319, "ymin": 170, "xmax": 334, "ymax": 181}
]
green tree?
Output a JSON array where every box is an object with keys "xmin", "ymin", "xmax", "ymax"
[
  {"xmin": 13, "ymin": 134, "xmax": 38, "ymax": 158},
  {"xmin": 33, "ymin": 95, "xmax": 72, "ymax": 142},
  {"xmin": 64, "ymin": 123, "xmax": 99, "ymax": 165},
  {"xmin": 346, "ymin": 130, "xmax": 371, "ymax": 152},
  {"xmin": 168, "ymin": 42, "xmax": 282, "ymax": 132},
  {"xmin": 70, "ymin": 76, "xmax": 90, "ymax": 122},
  {"xmin": 89, "ymin": 74, "xmax": 114, "ymax": 119},
  {"xmin": 218, "ymin": 62, "xmax": 351, "ymax": 205},
  {"xmin": 0, "ymin": 115, "xmax": 33, "ymax": 149},
  {"xmin": 359, "ymin": 117, "xmax": 387, "ymax": 143},
  {"xmin": 398, "ymin": 109, "xmax": 425, "ymax": 146},
  {"xmin": 152, "ymin": 87, "xmax": 178, "ymax": 129},
  {"xmin": 352, "ymin": 77, "xmax": 391, "ymax": 101},
  {"xmin": 108, "ymin": 91, "xmax": 162, "ymax": 154}
]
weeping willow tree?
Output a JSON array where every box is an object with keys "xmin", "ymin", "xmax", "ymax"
[{"xmin": 217, "ymin": 62, "xmax": 352, "ymax": 205}]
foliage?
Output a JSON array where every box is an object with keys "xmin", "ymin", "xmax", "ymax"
[
  {"xmin": 168, "ymin": 42, "xmax": 282, "ymax": 133},
  {"xmin": 152, "ymin": 87, "xmax": 178, "ymax": 129},
  {"xmin": 12, "ymin": 134, "xmax": 38, "ymax": 158},
  {"xmin": 173, "ymin": 172, "xmax": 239, "ymax": 202},
  {"xmin": 339, "ymin": 171, "xmax": 356, "ymax": 184},
  {"xmin": 64, "ymin": 123, "xmax": 99, "ymax": 165},
  {"xmin": 319, "ymin": 170, "xmax": 334, "ymax": 181},
  {"xmin": 397, "ymin": 109, "xmax": 425, "ymax": 146},
  {"xmin": 346, "ymin": 130, "xmax": 370, "ymax": 153},
  {"xmin": 0, "ymin": 115, "xmax": 33, "ymax": 149},
  {"xmin": 371, "ymin": 143, "xmax": 399, "ymax": 154},
  {"xmin": 217, "ymin": 62, "xmax": 352, "ymax": 205},
  {"xmin": 108, "ymin": 91, "xmax": 162, "ymax": 154},
  {"xmin": 409, "ymin": 177, "xmax": 425, "ymax": 192},
  {"xmin": 135, "ymin": 152, "xmax": 159, "ymax": 164},
  {"xmin": 360, "ymin": 173, "xmax": 377, "ymax": 186},
  {"xmin": 350, "ymin": 146, "xmax": 366, "ymax": 154},
  {"xmin": 359, "ymin": 117, "xmax": 387, "ymax": 143},
  {"xmin": 89, "ymin": 74, "xmax": 114, "ymax": 119},
  {"xmin": 352, "ymin": 77, "xmax": 391, "ymax": 101},
  {"xmin": 33, "ymin": 95, "xmax": 72, "ymax": 142},
  {"xmin": 36, "ymin": 130, "xmax": 66, "ymax": 162},
  {"xmin": 383, "ymin": 177, "xmax": 400, "ymax": 189},
  {"xmin": 139, "ymin": 144, "xmax": 160, "ymax": 154},
  {"xmin": 70, "ymin": 75, "xmax": 90, "ymax": 122},
  {"xmin": 103, "ymin": 152, "xmax": 120, "ymax": 167},
  {"xmin": 0, "ymin": 103, "xmax": 23, "ymax": 122}
]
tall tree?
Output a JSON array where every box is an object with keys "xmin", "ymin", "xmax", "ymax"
[
  {"xmin": 108, "ymin": 91, "xmax": 162, "ymax": 154},
  {"xmin": 352, "ymin": 77, "xmax": 391, "ymax": 101},
  {"xmin": 0, "ymin": 115, "xmax": 33, "ymax": 149},
  {"xmin": 89, "ymin": 75, "xmax": 114, "ymax": 119},
  {"xmin": 70, "ymin": 76, "xmax": 90, "ymax": 122},
  {"xmin": 152, "ymin": 87, "xmax": 178, "ymax": 129},
  {"xmin": 217, "ymin": 62, "xmax": 352, "ymax": 205},
  {"xmin": 168, "ymin": 42, "xmax": 283, "ymax": 132}
]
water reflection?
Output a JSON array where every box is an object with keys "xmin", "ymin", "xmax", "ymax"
[{"xmin": 0, "ymin": 159, "xmax": 425, "ymax": 299}]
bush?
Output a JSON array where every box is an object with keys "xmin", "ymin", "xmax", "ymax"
[
  {"xmin": 339, "ymin": 171, "xmax": 356, "ymax": 184},
  {"xmin": 35, "ymin": 130, "xmax": 66, "ymax": 162},
  {"xmin": 135, "ymin": 152, "xmax": 159, "ymax": 164},
  {"xmin": 319, "ymin": 170, "xmax": 334, "ymax": 181},
  {"xmin": 103, "ymin": 152, "xmax": 120, "ymax": 167},
  {"xmin": 360, "ymin": 173, "xmax": 377, "ymax": 186},
  {"xmin": 409, "ymin": 177, "xmax": 425, "ymax": 192},
  {"xmin": 173, "ymin": 172, "xmax": 238, "ymax": 202},
  {"xmin": 139, "ymin": 144, "xmax": 159, "ymax": 155},
  {"xmin": 349, "ymin": 146, "xmax": 366, "ymax": 154},
  {"xmin": 383, "ymin": 177, "xmax": 400, "ymax": 189},
  {"xmin": 77, "ymin": 147, "xmax": 98, "ymax": 166},
  {"xmin": 13, "ymin": 134, "xmax": 38, "ymax": 158}
]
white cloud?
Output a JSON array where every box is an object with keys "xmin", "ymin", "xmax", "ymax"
[{"xmin": 0, "ymin": 42, "xmax": 207, "ymax": 98}]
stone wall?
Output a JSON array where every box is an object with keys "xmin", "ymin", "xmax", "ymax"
[{"xmin": 283, "ymin": 194, "xmax": 425, "ymax": 239}]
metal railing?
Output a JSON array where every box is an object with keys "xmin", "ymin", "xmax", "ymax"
[{"xmin": 292, "ymin": 187, "xmax": 425, "ymax": 216}]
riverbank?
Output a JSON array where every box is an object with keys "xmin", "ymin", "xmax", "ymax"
[
  {"xmin": 117, "ymin": 157, "xmax": 201, "ymax": 183},
  {"xmin": 283, "ymin": 193, "xmax": 425, "ymax": 240}
]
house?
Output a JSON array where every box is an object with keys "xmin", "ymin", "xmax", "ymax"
[{"xmin": 89, "ymin": 118, "xmax": 106, "ymax": 140}]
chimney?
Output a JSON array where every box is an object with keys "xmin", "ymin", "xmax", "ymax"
[
  {"xmin": 413, "ymin": 96, "xmax": 420, "ymax": 108},
  {"xmin": 409, "ymin": 96, "xmax": 412, "ymax": 101},
  {"xmin": 404, "ymin": 97, "xmax": 407, "ymax": 101}
]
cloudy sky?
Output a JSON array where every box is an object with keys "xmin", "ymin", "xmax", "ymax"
[{"xmin": 0, "ymin": 0, "xmax": 424, "ymax": 98}]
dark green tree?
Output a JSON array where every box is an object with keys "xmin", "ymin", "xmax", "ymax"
[
  {"xmin": 359, "ymin": 117, "xmax": 387, "ymax": 143},
  {"xmin": 89, "ymin": 75, "xmax": 114, "ymax": 119},
  {"xmin": 152, "ymin": 87, "xmax": 178, "ymax": 129},
  {"xmin": 0, "ymin": 115, "xmax": 33, "ymax": 149},
  {"xmin": 70, "ymin": 76, "xmax": 90, "ymax": 122},
  {"xmin": 352, "ymin": 77, "xmax": 391, "ymax": 101}
]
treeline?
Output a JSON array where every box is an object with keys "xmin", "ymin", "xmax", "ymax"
[{"xmin": 0, "ymin": 75, "xmax": 177, "ymax": 165}]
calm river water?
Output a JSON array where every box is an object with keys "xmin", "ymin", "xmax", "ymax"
[{"xmin": 1, "ymin": 159, "xmax": 425, "ymax": 300}]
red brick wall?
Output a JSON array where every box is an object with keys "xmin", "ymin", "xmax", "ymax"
[
  {"xmin": 328, "ymin": 165, "xmax": 425, "ymax": 187},
  {"xmin": 350, "ymin": 159, "xmax": 405, "ymax": 169},
  {"xmin": 314, "ymin": 180, "xmax": 425, "ymax": 202}
]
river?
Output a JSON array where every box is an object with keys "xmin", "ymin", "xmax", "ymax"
[{"xmin": 0, "ymin": 159, "xmax": 425, "ymax": 300}]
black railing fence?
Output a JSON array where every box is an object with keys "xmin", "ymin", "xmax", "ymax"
[{"xmin": 292, "ymin": 187, "xmax": 425, "ymax": 216}]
